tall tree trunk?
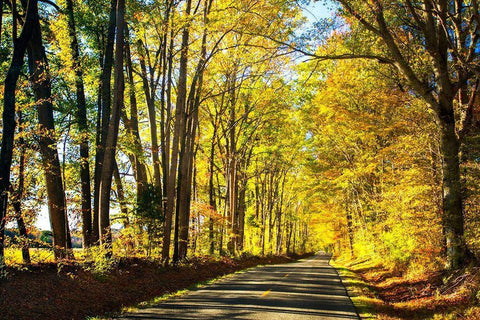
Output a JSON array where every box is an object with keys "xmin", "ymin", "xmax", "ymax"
[
  {"xmin": 98, "ymin": 0, "xmax": 125, "ymax": 246},
  {"xmin": 138, "ymin": 41, "xmax": 162, "ymax": 191},
  {"xmin": 64, "ymin": 0, "xmax": 92, "ymax": 249},
  {"xmin": 93, "ymin": 0, "xmax": 117, "ymax": 244},
  {"xmin": 162, "ymin": 0, "xmax": 191, "ymax": 265},
  {"xmin": 218, "ymin": 172, "xmax": 225, "ymax": 255},
  {"xmin": 176, "ymin": 3, "xmax": 209, "ymax": 260},
  {"xmin": 276, "ymin": 172, "xmax": 286, "ymax": 255},
  {"xmin": 226, "ymin": 79, "xmax": 237, "ymax": 254},
  {"xmin": 0, "ymin": 0, "xmax": 36, "ymax": 262},
  {"xmin": 113, "ymin": 160, "xmax": 129, "ymax": 227},
  {"xmin": 208, "ymin": 126, "xmax": 217, "ymax": 255},
  {"xmin": 124, "ymin": 29, "xmax": 148, "ymax": 203},
  {"xmin": 437, "ymin": 96, "xmax": 465, "ymax": 269},
  {"xmin": 237, "ymin": 183, "xmax": 246, "ymax": 252},
  {"xmin": 12, "ymin": 111, "xmax": 31, "ymax": 264},
  {"xmin": 27, "ymin": 8, "xmax": 71, "ymax": 259},
  {"xmin": 346, "ymin": 204, "xmax": 354, "ymax": 258},
  {"xmin": 161, "ymin": 11, "xmax": 174, "ymax": 220},
  {"xmin": 160, "ymin": 1, "xmax": 173, "ymax": 221},
  {"xmin": 176, "ymin": 102, "xmax": 199, "ymax": 260}
]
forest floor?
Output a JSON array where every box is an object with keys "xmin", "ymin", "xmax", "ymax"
[
  {"xmin": 333, "ymin": 257, "xmax": 480, "ymax": 319},
  {"xmin": 0, "ymin": 253, "xmax": 312, "ymax": 320}
]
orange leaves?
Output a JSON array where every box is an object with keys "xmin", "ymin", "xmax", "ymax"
[{"xmin": 191, "ymin": 201, "xmax": 223, "ymax": 221}]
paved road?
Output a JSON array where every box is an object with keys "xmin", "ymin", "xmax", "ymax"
[{"xmin": 119, "ymin": 254, "xmax": 359, "ymax": 319}]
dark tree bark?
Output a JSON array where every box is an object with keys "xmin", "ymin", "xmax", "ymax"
[
  {"xmin": 137, "ymin": 41, "xmax": 162, "ymax": 192},
  {"xmin": 208, "ymin": 123, "xmax": 217, "ymax": 255},
  {"xmin": 226, "ymin": 73, "xmax": 238, "ymax": 254},
  {"xmin": 275, "ymin": 171, "xmax": 286, "ymax": 255},
  {"xmin": 346, "ymin": 204, "xmax": 354, "ymax": 258},
  {"xmin": 162, "ymin": 0, "xmax": 192, "ymax": 265},
  {"xmin": 98, "ymin": 0, "xmax": 125, "ymax": 247},
  {"xmin": 12, "ymin": 111, "xmax": 31, "ymax": 264},
  {"xmin": 0, "ymin": 0, "xmax": 36, "ymax": 262},
  {"xmin": 93, "ymin": 0, "xmax": 117, "ymax": 244},
  {"xmin": 64, "ymin": 0, "xmax": 92, "ymax": 249},
  {"xmin": 27, "ymin": 3, "xmax": 71, "ymax": 259},
  {"xmin": 113, "ymin": 160, "xmax": 129, "ymax": 226},
  {"xmin": 160, "ymin": 1, "xmax": 173, "ymax": 221},
  {"xmin": 175, "ymin": 0, "xmax": 211, "ymax": 260},
  {"xmin": 124, "ymin": 27, "xmax": 148, "ymax": 203}
]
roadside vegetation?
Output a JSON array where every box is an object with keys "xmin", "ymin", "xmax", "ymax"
[
  {"xmin": 1, "ymin": 253, "xmax": 310, "ymax": 320},
  {"xmin": 333, "ymin": 256, "xmax": 480, "ymax": 319}
]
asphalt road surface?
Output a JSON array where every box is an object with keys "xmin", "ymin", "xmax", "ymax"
[{"xmin": 119, "ymin": 253, "xmax": 359, "ymax": 319}]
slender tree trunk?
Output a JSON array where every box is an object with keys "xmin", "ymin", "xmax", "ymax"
[
  {"xmin": 292, "ymin": 220, "xmax": 296, "ymax": 254},
  {"xmin": 113, "ymin": 160, "xmax": 129, "ymax": 227},
  {"xmin": 218, "ymin": 172, "xmax": 225, "ymax": 255},
  {"xmin": 276, "ymin": 171, "xmax": 287, "ymax": 255},
  {"xmin": 0, "ymin": 0, "xmax": 36, "ymax": 262},
  {"xmin": 12, "ymin": 111, "xmax": 31, "ymax": 264},
  {"xmin": 226, "ymin": 88, "xmax": 237, "ymax": 253},
  {"xmin": 98, "ymin": 0, "xmax": 125, "ymax": 246},
  {"xmin": 161, "ymin": 12, "xmax": 174, "ymax": 220},
  {"xmin": 208, "ymin": 127, "xmax": 217, "ymax": 255},
  {"xmin": 93, "ymin": 0, "xmax": 116, "ymax": 244},
  {"xmin": 160, "ymin": 1, "xmax": 172, "ymax": 217},
  {"xmin": 237, "ymin": 183, "xmax": 246, "ymax": 252},
  {"xmin": 27, "ymin": 9, "xmax": 71, "ymax": 259},
  {"xmin": 138, "ymin": 41, "xmax": 162, "ymax": 191},
  {"xmin": 176, "ymin": 4, "xmax": 209, "ymax": 260},
  {"xmin": 177, "ymin": 102, "xmax": 199, "ymax": 260},
  {"xmin": 286, "ymin": 221, "xmax": 292, "ymax": 255},
  {"xmin": 162, "ymin": 0, "xmax": 191, "ymax": 265},
  {"xmin": 346, "ymin": 204, "xmax": 354, "ymax": 257},
  {"xmin": 64, "ymin": 0, "xmax": 92, "ymax": 249},
  {"xmin": 124, "ymin": 29, "xmax": 148, "ymax": 203}
]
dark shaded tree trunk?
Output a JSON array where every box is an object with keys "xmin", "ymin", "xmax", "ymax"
[
  {"xmin": 0, "ymin": 0, "xmax": 36, "ymax": 262},
  {"xmin": 237, "ymin": 184, "xmax": 246, "ymax": 252},
  {"xmin": 161, "ymin": 10, "xmax": 174, "ymax": 222},
  {"xmin": 437, "ymin": 96, "xmax": 465, "ymax": 269},
  {"xmin": 124, "ymin": 28, "xmax": 148, "ymax": 203},
  {"xmin": 93, "ymin": 0, "xmax": 116, "ymax": 244},
  {"xmin": 346, "ymin": 204, "xmax": 354, "ymax": 258},
  {"xmin": 113, "ymin": 160, "xmax": 129, "ymax": 227},
  {"xmin": 162, "ymin": 0, "xmax": 191, "ymax": 265},
  {"xmin": 175, "ymin": 1, "xmax": 210, "ymax": 260},
  {"xmin": 137, "ymin": 41, "xmax": 162, "ymax": 192},
  {"xmin": 64, "ymin": 0, "xmax": 92, "ymax": 249},
  {"xmin": 27, "ymin": 7, "xmax": 71, "ymax": 259},
  {"xmin": 98, "ymin": 0, "xmax": 125, "ymax": 246},
  {"xmin": 226, "ymin": 76, "xmax": 237, "ymax": 254},
  {"xmin": 12, "ymin": 111, "xmax": 31, "ymax": 264},
  {"xmin": 208, "ymin": 126, "xmax": 217, "ymax": 255},
  {"xmin": 275, "ymin": 172, "xmax": 286, "ymax": 255}
]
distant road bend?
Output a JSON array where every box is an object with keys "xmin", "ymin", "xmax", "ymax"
[{"xmin": 119, "ymin": 253, "xmax": 359, "ymax": 319}]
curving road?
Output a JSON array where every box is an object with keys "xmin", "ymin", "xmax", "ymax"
[{"xmin": 119, "ymin": 253, "xmax": 359, "ymax": 320}]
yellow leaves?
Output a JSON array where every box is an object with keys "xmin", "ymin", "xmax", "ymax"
[{"xmin": 298, "ymin": 43, "xmax": 442, "ymax": 267}]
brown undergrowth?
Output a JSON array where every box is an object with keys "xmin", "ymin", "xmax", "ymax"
[
  {"xmin": 333, "ymin": 257, "xmax": 480, "ymax": 319},
  {"xmin": 0, "ymin": 253, "xmax": 311, "ymax": 320}
]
